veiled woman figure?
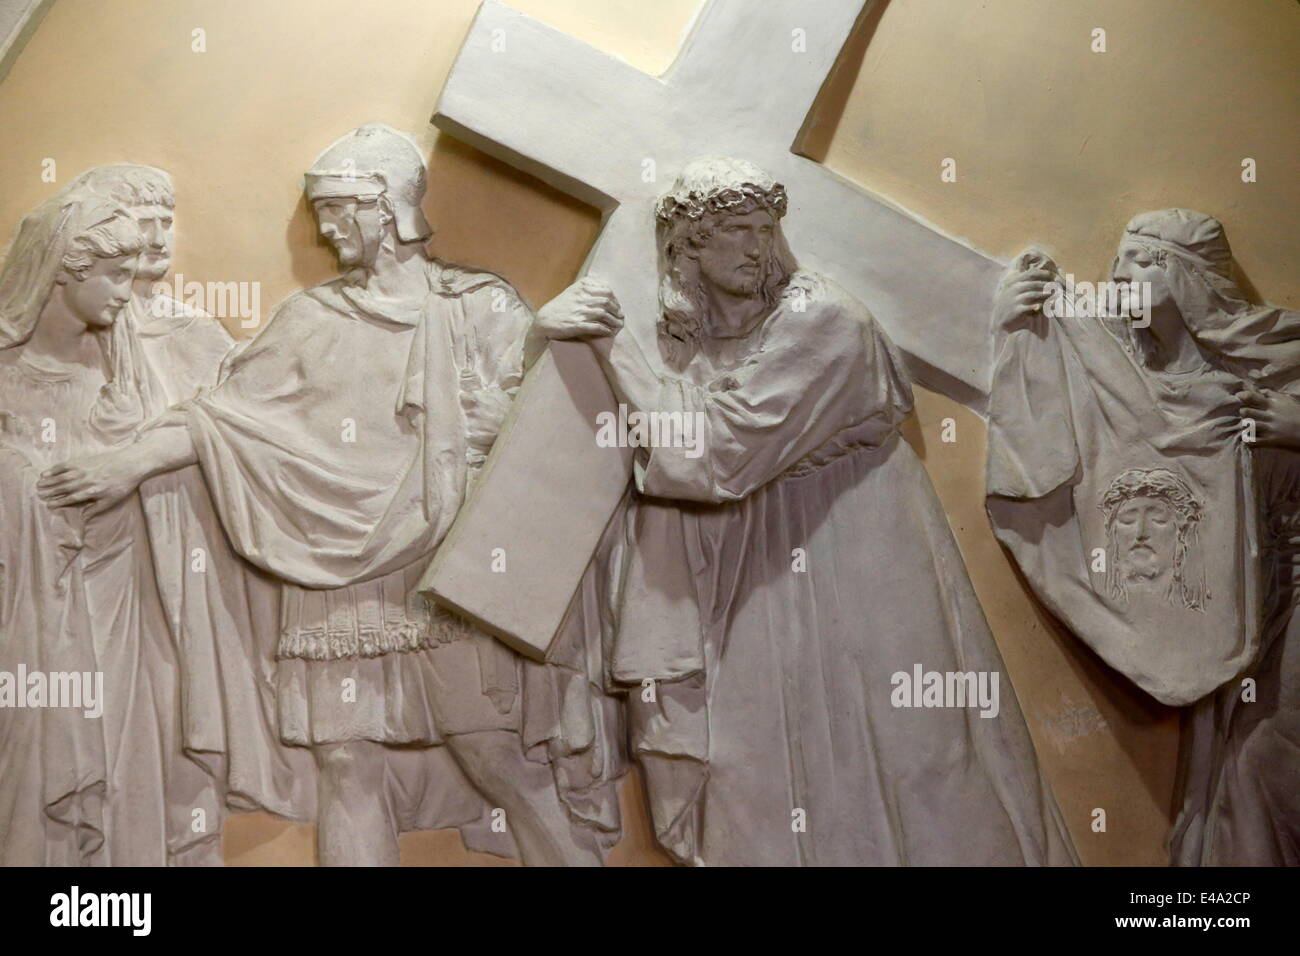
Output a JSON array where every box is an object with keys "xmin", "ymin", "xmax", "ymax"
[
  {"xmin": 1150, "ymin": 212, "xmax": 1300, "ymax": 866},
  {"xmin": 0, "ymin": 182, "xmax": 220, "ymax": 864},
  {"xmin": 990, "ymin": 208, "xmax": 1300, "ymax": 864}
]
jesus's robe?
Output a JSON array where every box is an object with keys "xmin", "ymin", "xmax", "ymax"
[{"xmin": 597, "ymin": 271, "xmax": 1076, "ymax": 866}]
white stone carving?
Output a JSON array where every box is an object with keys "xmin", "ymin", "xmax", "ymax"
[
  {"xmin": 0, "ymin": 166, "xmax": 240, "ymax": 864},
  {"xmin": 0, "ymin": 0, "xmax": 51, "ymax": 85},
  {"xmin": 423, "ymin": 0, "xmax": 1006, "ymax": 657},
  {"xmin": 986, "ymin": 209, "xmax": 1300, "ymax": 864},
  {"xmin": 453, "ymin": 156, "xmax": 1078, "ymax": 865},
  {"xmin": 16, "ymin": 131, "xmax": 623, "ymax": 866}
]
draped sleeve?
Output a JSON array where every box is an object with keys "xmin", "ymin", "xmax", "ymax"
[
  {"xmin": 440, "ymin": 266, "xmax": 533, "ymax": 466},
  {"xmin": 456, "ymin": 277, "xmax": 530, "ymax": 396},
  {"xmin": 180, "ymin": 272, "xmax": 467, "ymax": 589},
  {"xmin": 637, "ymin": 278, "xmax": 912, "ymax": 503}
]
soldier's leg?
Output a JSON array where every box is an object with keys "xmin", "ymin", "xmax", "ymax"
[
  {"xmin": 445, "ymin": 729, "xmax": 603, "ymax": 866},
  {"xmin": 314, "ymin": 741, "xmax": 398, "ymax": 866}
]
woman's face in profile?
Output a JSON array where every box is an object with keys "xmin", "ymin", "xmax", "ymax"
[
  {"xmin": 1112, "ymin": 243, "xmax": 1175, "ymax": 316},
  {"xmin": 61, "ymin": 253, "xmax": 138, "ymax": 330}
]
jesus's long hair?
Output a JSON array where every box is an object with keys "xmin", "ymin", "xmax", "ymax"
[{"xmin": 654, "ymin": 170, "xmax": 799, "ymax": 371}]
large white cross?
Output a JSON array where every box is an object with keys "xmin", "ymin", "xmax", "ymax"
[
  {"xmin": 0, "ymin": 0, "xmax": 52, "ymax": 84},
  {"xmin": 422, "ymin": 0, "xmax": 1004, "ymax": 657}
]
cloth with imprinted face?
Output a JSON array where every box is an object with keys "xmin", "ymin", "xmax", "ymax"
[{"xmin": 986, "ymin": 234, "xmax": 1264, "ymax": 706}]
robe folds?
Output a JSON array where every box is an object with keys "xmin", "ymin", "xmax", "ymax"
[
  {"xmin": 1164, "ymin": 301, "xmax": 1300, "ymax": 866},
  {"xmin": 598, "ymin": 271, "xmax": 1076, "ymax": 866},
  {"xmin": 0, "ymin": 173, "xmax": 304, "ymax": 865},
  {"xmin": 134, "ymin": 294, "xmax": 234, "ymax": 408},
  {"xmin": 986, "ymin": 305, "xmax": 1261, "ymax": 706},
  {"xmin": 0, "ymin": 438, "xmax": 106, "ymax": 865},
  {"xmin": 985, "ymin": 249, "xmax": 1300, "ymax": 864},
  {"xmin": 1173, "ymin": 445, "xmax": 1300, "ymax": 865},
  {"xmin": 121, "ymin": 295, "xmax": 316, "ymax": 822},
  {"xmin": 168, "ymin": 258, "xmax": 624, "ymax": 851},
  {"xmin": 0, "ymin": 326, "xmax": 223, "ymax": 866}
]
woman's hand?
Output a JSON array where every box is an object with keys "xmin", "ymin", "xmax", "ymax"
[
  {"xmin": 36, "ymin": 445, "xmax": 151, "ymax": 517},
  {"xmin": 993, "ymin": 265, "xmax": 1056, "ymax": 333},
  {"xmin": 1238, "ymin": 388, "xmax": 1300, "ymax": 449},
  {"xmin": 535, "ymin": 278, "xmax": 624, "ymax": 341}
]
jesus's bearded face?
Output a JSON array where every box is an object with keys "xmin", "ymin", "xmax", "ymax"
[
  {"xmin": 1112, "ymin": 494, "xmax": 1179, "ymax": 584},
  {"xmin": 694, "ymin": 209, "xmax": 777, "ymax": 298}
]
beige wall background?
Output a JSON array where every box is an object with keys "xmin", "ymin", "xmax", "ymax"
[{"xmin": 0, "ymin": 0, "xmax": 1295, "ymax": 866}]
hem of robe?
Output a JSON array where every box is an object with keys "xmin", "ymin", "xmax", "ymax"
[{"xmin": 615, "ymin": 436, "xmax": 1079, "ymax": 866}]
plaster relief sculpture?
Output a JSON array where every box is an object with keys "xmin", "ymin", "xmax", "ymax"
[
  {"xmin": 74, "ymin": 166, "xmax": 318, "ymax": 842},
  {"xmin": 421, "ymin": 0, "xmax": 1010, "ymax": 659},
  {"xmin": 0, "ymin": 0, "xmax": 51, "ymax": 85},
  {"xmin": 0, "ymin": 172, "xmax": 230, "ymax": 864},
  {"xmin": 1100, "ymin": 467, "xmax": 1207, "ymax": 611},
  {"xmin": 986, "ymin": 209, "xmax": 1300, "ymax": 864},
  {"xmin": 32, "ymin": 126, "xmax": 623, "ymax": 866},
  {"xmin": 509, "ymin": 157, "xmax": 1078, "ymax": 866},
  {"xmin": 67, "ymin": 165, "xmax": 235, "ymax": 406},
  {"xmin": 986, "ymin": 229, "xmax": 1261, "ymax": 708}
]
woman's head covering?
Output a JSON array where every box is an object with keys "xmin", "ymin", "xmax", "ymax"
[
  {"xmin": 1120, "ymin": 208, "xmax": 1300, "ymax": 386},
  {"xmin": 0, "ymin": 178, "xmax": 164, "ymax": 442},
  {"xmin": 1123, "ymin": 208, "xmax": 1232, "ymax": 277},
  {"xmin": 0, "ymin": 182, "xmax": 140, "ymax": 349}
]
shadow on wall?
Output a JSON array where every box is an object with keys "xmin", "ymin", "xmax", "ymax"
[{"xmin": 794, "ymin": 0, "xmax": 892, "ymax": 164}]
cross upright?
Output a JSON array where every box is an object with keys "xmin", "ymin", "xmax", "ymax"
[{"xmin": 423, "ymin": 0, "xmax": 1006, "ymax": 657}]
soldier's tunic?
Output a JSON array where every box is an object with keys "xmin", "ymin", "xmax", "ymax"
[{"xmin": 175, "ymin": 257, "xmax": 619, "ymax": 850}]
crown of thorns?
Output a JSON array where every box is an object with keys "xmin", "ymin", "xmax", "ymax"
[
  {"xmin": 654, "ymin": 181, "xmax": 788, "ymax": 224},
  {"xmin": 1100, "ymin": 469, "xmax": 1202, "ymax": 525}
]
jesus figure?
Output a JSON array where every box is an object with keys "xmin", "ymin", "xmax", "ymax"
[{"xmin": 532, "ymin": 157, "xmax": 1077, "ymax": 865}]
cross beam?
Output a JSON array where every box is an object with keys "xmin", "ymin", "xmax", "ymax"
[
  {"xmin": 422, "ymin": 0, "xmax": 1003, "ymax": 657},
  {"xmin": 0, "ymin": 0, "xmax": 53, "ymax": 85}
]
